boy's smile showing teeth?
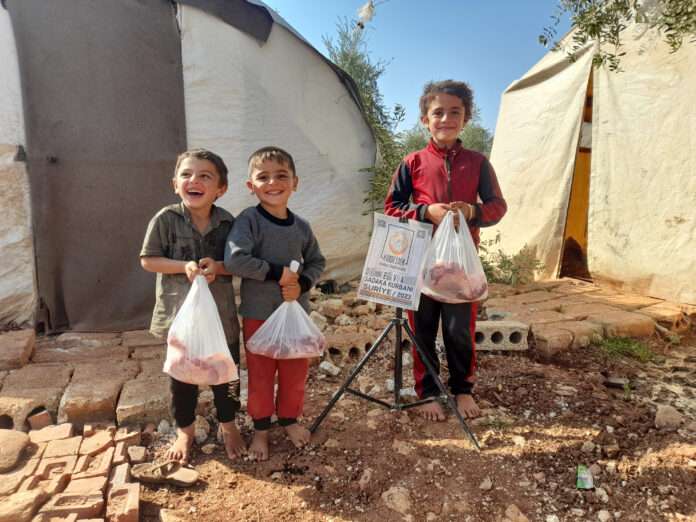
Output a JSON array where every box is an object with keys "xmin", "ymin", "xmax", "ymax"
[
  {"xmin": 247, "ymin": 158, "xmax": 298, "ymax": 217},
  {"xmin": 172, "ymin": 157, "xmax": 225, "ymax": 211}
]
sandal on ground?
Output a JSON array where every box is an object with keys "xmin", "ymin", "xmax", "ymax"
[{"xmin": 131, "ymin": 460, "xmax": 199, "ymax": 487}]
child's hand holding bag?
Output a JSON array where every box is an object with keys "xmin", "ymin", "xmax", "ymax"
[
  {"xmin": 246, "ymin": 261, "xmax": 325, "ymax": 359},
  {"xmin": 421, "ymin": 210, "xmax": 488, "ymax": 303}
]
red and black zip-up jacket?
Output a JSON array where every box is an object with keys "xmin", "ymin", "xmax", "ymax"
[{"xmin": 384, "ymin": 139, "xmax": 507, "ymax": 246}]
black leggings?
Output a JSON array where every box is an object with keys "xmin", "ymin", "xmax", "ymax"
[
  {"xmin": 170, "ymin": 342, "xmax": 241, "ymax": 428},
  {"xmin": 408, "ymin": 293, "xmax": 477, "ymax": 398}
]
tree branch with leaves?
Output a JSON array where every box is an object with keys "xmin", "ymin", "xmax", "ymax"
[{"xmin": 541, "ymin": 0, "xmax": 696, "ymax": 70}]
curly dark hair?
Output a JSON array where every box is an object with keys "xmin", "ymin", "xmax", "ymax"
[{"xmin": 419, "ymin": 80, "xmax": 474, "ymax": 122}]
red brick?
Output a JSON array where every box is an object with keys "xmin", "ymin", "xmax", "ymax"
[
  {"xmin": 26, "ymin": 442, "xmax": 47, "ymax": 460},
  {"xmin": 72, "ymin": 446, "xmax": 114, "ymax": 479},
  {"xmin": 32, "ymin": 514, "xmax": 79, "ymax": 522},
  {"xmin": 63, "ymin": 475, "xmax": 108, "ymax": 494},
  {"xmin": 19, "ymin": 471, "xmax": 70, "ymax": 495},
  {"xmin": 114, "ymin": 428, "xmax": 141, "ymax": 448},
  {"xmin": 126, "ymin": 446, "xmax": 146, "ymax": 464},
  {"xmin": 29, "ymin": 423, "xmax": 74, "ymax": 444},
  {"xmin": 112, "ymin": 442, "xmax": 127, "ymax": 466},
  {"xmin": 79, "ymin": 430, "xmax": 114, "ymax": 456},
  {"xmin": 35, "ymin": 455, "xmax": 78, "ymax": 479},
  {"xmin": 43, "ymin": 436, "xmax": 83, "ymax": 458},
  {"xmin": 38, "ymin": 492, "xmax": 105, "ymax": 519},
  {"xmin": 0, "ymin": 457, "xmax": 39, "ymax": 496},
  {"xmin": 27, "ymin": 410, "xmax": 53, "ymax": 430},
  {"xmin": 106, "ymin": 483, "xmax": 139, "ymax": 522},
  {"xmin": 107, "ymin": 463, "xmax": 130, "ymax": 495}
]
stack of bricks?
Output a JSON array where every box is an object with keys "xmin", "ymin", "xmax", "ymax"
[{"xmin": 0, "ymin": 422, "xmax": 146, "ymax": 521}]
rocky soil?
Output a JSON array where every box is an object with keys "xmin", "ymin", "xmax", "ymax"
[{"xmin": 140, "ymin": 290, "xmax": 696, "ymax": 522}]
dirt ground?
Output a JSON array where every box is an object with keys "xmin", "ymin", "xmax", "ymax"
[{"xmin": 140, "ymin": 325, "xmax": 696, "ymax": 521}]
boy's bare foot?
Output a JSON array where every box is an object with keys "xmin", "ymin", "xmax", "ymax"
[
  {"xmin": 166, "ymin": 425, "xmax": 194, "ymax": 464},
  {"xmin": 219, "ymin": 422, "xmax": 246, "ymax": 460},
  {"xmin": 416, "ymin": 400, "xmax": 446, "ymax": 422},
  {"xmin": 249, "ymin": 430, "xmax": 269, "ymax": 461},
  {"xmin": 284, "ymin": 423, "xmax": 311, "ymax": 448},
  {"xmin": 456, "ymin": 394, "xmax": 481, "ymax": 419}
]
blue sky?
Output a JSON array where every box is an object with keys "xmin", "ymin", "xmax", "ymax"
[{"xmin": 262, "ymin": 0, "xmax": 571, "ymax": 133}]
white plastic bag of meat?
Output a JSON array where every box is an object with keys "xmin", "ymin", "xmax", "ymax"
[
  {"xmin": 164, "ymin": 275, "xmax": 238, "ymax": 385},
  {"xmin": 246, "ymin": 300, "xmax": 325, "ymax": 359},
  {"xmin": 421, "ymin": 210, "xmax": 488, "ymax": 303}
]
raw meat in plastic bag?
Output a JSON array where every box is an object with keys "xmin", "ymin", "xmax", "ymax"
[
  {"xmin": 164, "ymin": 275, "xmax": 238, "ymax": 385},
  {"xmin": 424, "ymin": 261, "xmax": 488, "ymax": 303},
  {"xmin": 246, "ymin": 300, "xmax": 325, "ymax": 359},
  {"xmin": 421, "ymin": 210, "xmax": 488, "ymax": 303}
]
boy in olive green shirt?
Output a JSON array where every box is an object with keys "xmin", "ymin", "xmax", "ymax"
[{"xmin": 140, "ymin": 148, "xmax": 244, "ymax": 463}]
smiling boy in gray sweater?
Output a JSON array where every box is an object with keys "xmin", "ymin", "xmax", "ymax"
[{"xmin": 225, "ymin": 146, "xmax": 325, "ymax": 460}]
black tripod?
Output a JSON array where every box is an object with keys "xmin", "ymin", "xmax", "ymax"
[{"xmin": 309, "ymin": 307, "xmax": 480, "ymax": 450}]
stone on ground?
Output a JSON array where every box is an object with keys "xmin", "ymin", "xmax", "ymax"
[
  {"xmin": 505, "ymin": 504, "xmax": 530, "ymax": 522},
  {"xmin": 381, "ymin": 486, "xmax": 411, "ymax": 515},
  {"xmin": 0, "ymin": 489, "xmax": 49, "ymax": 522},
  {"xmin": 0, "ymin": 429, "xmax": 29, "ymax": 472},
  {"xmin": 654, "ymin": 405, "xmax": 683, "ymax": 430},
  {"xmin": 1, "ymin": 364, "xmax": 72, "ymax": 391},
  {"xmin": 585, "ymin": 310, "xmax": 655, "ymax": 338},
  {"xmin": 0, "ymin": 330, "xmax": 35, "ymax": 370},
  {"xmin": 531, "ymin": 325, "xmax": 573, "ymax": 357},
  {"xmin": 32, "ymin": 344, "xmax": 128, "ymax": 364},
  {"xmin": 637, "ymin": 302, "xmax": 691, "ymax": 332},
  {"xmin": 0, "ymin": 387, "xmax": 66, "ymax": 431},
  {"xmin": 116, "ymin": 376, "xmax": 170, "ymax": 426},
  {"xmin": 544, "ymin": 320, "xmax": 604, "ymax": 348}
]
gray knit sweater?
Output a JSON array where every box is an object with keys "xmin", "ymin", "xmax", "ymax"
[{"xmin": 224, "ymin": 205, "xmax": 325, "ymax": 320}]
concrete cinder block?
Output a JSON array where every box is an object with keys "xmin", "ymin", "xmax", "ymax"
[{"xmin": 474, "ymin": 320, "xmax": 529, "ymax": 351}]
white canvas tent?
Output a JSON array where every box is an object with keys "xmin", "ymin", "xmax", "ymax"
[
  {"xmin": 489, "ymin": 23, "xmax": 696, "ymax": 304},
  {"xmin": 0, "ymin": 1, "xmax": 376, "ymax": 331},
  {"xmin": 0, "ymin": 7, "xmax": 34, "ymax": 326}
]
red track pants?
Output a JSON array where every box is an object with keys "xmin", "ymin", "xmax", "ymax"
[{"xmin": 243, "ymin": 318, "xmax": 309, "ymax": 430}]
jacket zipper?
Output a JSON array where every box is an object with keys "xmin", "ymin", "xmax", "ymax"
[{"xmin": 445, "ymin": 156, "xmax": 452, "ymax": 202}]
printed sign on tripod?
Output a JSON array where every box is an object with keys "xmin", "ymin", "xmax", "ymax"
[{"xmin": 357, "ymin": 213, "xmax": 433, "ymax": 310}]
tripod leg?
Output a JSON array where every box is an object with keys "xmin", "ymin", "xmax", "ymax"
[
  {"xmin": 309, "ymin": 321, "xmax": 395, "ymax": 433},
  {"xmin": 393, "ymin": 309, "xmax": 403, "ymax": 408},
  {"xmin": 403, "ymin": 323, "xmax": 480, "ymax": 451}
]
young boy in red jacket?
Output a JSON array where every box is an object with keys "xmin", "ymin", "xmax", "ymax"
[{"xmin": 384, "ymin": 80, "xmax": 507, "ymax": 421}]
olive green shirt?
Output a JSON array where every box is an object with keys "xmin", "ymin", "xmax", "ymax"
[{"xmin": 140, "ymin": 203, "xmax": 240, "ymax": 348}]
